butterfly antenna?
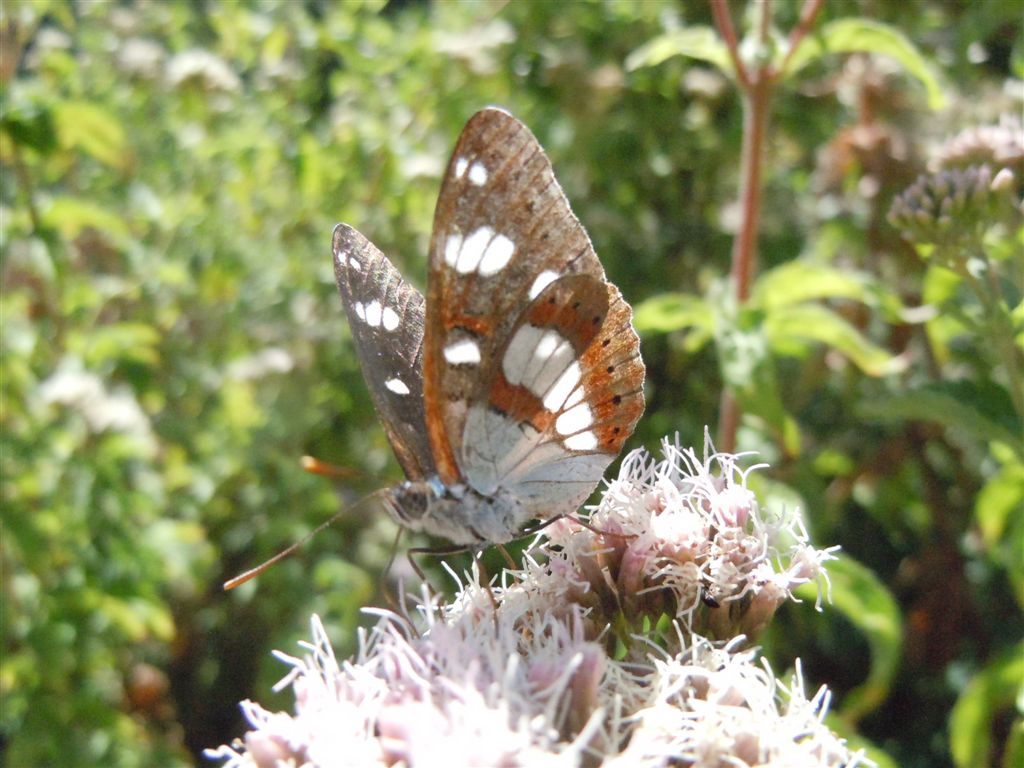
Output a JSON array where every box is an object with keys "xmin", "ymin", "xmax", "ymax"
[
  {"xmin": 301, "ymin": 455, "xmax": 359, "ymax": 480},
  {"xmin": 223, "ymin": 491, "xmax": 382, "ymax": 590}
]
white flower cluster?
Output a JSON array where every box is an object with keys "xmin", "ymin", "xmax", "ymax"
[
  {"xmin": 38, "ymin": 357, "xmax": 156, "ymax": 453},
  {"xmin": 208, "ymin": 437, "xmax": 862, "ymax": 767}
]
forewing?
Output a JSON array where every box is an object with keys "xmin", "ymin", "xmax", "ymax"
[
  {"xmin": 332, "ymin": 224, "xmax": 435, "ymax": 480},
  {"xmin": 460, "ymin": 275, "xmax": 645, "ymax": 515},
  {"xmin": 422, "ymin": 108, "xmax": 610, "ymax": 483}
]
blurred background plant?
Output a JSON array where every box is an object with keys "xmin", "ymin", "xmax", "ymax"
[{"xmin": 1, "ymin": 1, "xmax": 1021, "ymax": 766}]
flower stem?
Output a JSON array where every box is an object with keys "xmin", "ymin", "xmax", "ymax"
[{"xmin": 715, "ymin": 1, "xmax": 774, "ymax": 452}]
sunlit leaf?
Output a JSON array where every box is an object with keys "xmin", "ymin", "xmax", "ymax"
[
  {"xmin": 625, "ymin": 27, "xmax": 732, "ymax": 75},
  {"xmin": 719, "ymin": 321, "xmax": 801, "ymax": 454},
  {"xmin": 73, "ymin": 323, "xmax": 162, "ymax": 368},
  {"xmin": 764, "ymin": 304, "xmax": 905, "ymax": 376},
  {"xmin": 633, "ymin": 292, "xmax": 713, "ymax": 334},
  {"xmin": 752, "ymin": 261, "xmax": 872, "ymax": 310},
  {"xmin": 784, "ymin": 18, "xmax": 945, "ymax": 109},
  {"xmin": 949, "ymin": 643, "xmax": 1024, "ymax": 768},
  {"xmin": 975, "ymin": 456, "xmax": 1024, "ymax": 547},
  {"xmin": 54, "ymin": 101, "xmax": 131, "ymax": 172},
  {"xmin": 42, "ymin": 197, "xmax": 130, "ymax": 241}
]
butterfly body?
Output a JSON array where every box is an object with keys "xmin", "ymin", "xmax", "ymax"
[
  {"xmin": 333, "ymin": 108, "xmax": 644, "ymax": 547},
  {"xmin": 382, "ymin": 479, "xmax": 526, "ymax": 546}
]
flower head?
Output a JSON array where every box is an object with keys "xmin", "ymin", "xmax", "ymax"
[
  {"xmin": 208, "ymin": 436, "xmax": 856, "ymax": 767},
  {"xmin": 514, "ymin": 435, "xmax": 837, "ymax": 645},
  {"xmin": 932, "ymin": 116, "xmax": 1024, "ymax": 174}
]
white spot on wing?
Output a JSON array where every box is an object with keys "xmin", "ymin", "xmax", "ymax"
[
  {"xmin": 353, "ymin": 302, "xmax": 366, "ymax": 321},
  {"xmin": 504, "ymin": 326, "xmax": 577, "ymax": 405},
  {"xmin": 364, "ymin": 300, "xmax": 383, "ymax": 327},
  {"xmin": 455, "ymin": 226, "xmax": 494, "ymax": 274},
  {"xmin": 468, "ymin": 162, "xmax": 488, "ymax": 186},
  {"xmin": 454, "ymin": 157, "xmax": 468, "ymax": 178},
  {"xmin": 385, "ymin": 378, "xmax": 410, "ymax": 395},
  {"xmin": 348, "ymin": 256, "xmax": 360, "ymax": 269},
  {"xmin": 564, "ymin": 431, "xmax": 598, "ymax": 451},
  {"xmin": 504, "ymin": 325, "xmax": 544, "ymax": 384},
  {"xmin": 478, "ymin": 233, "xmax": 515, "ymax": 276},
  {"xmin": 556, "ymin": 403, "xmax": 593, "ymax": 435},
  {"xmin": 381, "ymin": 306, "xmax": 400, "ymax": 331},
  {"xmin": 543, "ymin": 362, "xmax": 581, "ymax": 411},
  {"xmin": 444, "ymin": 338, "xmax": 481, "ymax": 365},
  {"xmin": 534, "ymin": 330, "xmax": 560, "ymax": 360},
  {"xmin": 563, "ymin": 386, "xmax": 585, "ymax": 409},
  {"xmin": 528, "ymin": 270, "xmax": 560, "ymax": 299},
  {"xmin": 445, "ymin": 233, "xmax": 463, "ymax": 267}
]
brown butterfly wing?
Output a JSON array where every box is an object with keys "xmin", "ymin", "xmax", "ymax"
[
  {"xmin": 422, "ymin": 108, "xmax": 615, "ymax": 485},
  {"xmin": 332, "ymin": 224, "xmax": 435, "ymax": 480}
]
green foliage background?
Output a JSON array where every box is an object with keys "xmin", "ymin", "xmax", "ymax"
[{"xmin": 2, "ymin": 1, "xmax": 1021, "ymax": 766}]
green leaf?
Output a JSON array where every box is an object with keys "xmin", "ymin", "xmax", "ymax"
[
  {"xmin": 859, "ymin": 388, "xmax": 1024, "ymax": 452},
  {"xmin": 718, "ymin": 320, "xmax": 801, "ymax": 455},
  {"xmin": 42, "ymin": 197, "xmax": 131, "ymax": 240},
  {"xmin": 752, "ymin": 261, "xmax": 872, "ymax": 310},
  {"xmin": 0, "ymin": 100, "xmax": 58, "ymax": 155},
  {"xmin": 800, "ymin": 554, "xmax": 902, "ymax": 722},
  {"xmin": 975, "ymin": 456, "xmax": 1024, "ymax": 547},
  {"xmin": 764, "ymin": 304, "xmax": 905, "ymax": 376},
  {"xmin": 633, "ymin": 292, "xmax": 713, "ymax": 335},
  {"xmin": 949, "ymin": 643, "xmax": 1024, "ymax": 768},
  {"xmin": 72, "ymin": 323, "xmax": 162, "ymax": 368},
  {"xmin": 625, "ymin": 27, "xmax": 732, "ymax": 75},
  {"xmin": 54, "ymin": 101, "xmax": 131, "ymax": 171},
  {"xmin": 784, "ymin": 18, "xmax": 945, "ymax": 109},
  {"xmin": 824, "ymin": 716, "xmax": 899, "ymax": 768}
]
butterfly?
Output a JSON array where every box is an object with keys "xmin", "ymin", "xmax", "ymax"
[{"xmin": 332, "ymin": 108, "xmax": 645, "ymax": 547}]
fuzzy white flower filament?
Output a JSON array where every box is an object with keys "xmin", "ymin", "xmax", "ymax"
[{"xmin": 206, "ymin": 437, "xmax": 865, "ymax": 767}]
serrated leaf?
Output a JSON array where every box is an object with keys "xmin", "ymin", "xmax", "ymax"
[
  {"xmin": 784, "ymin": 18, "xmax": 945, "ymax": 109},
  {"xmin": 625, "ymin": 27, "xmax": 732, "ymax": 75},
  {"xmin": 752, "ymin": 261, "xmax": 872, "ymax": 310},
  {"xmin": 764, "ymin": 303, "xmax": 904, "ymax": 376},
  {"xmin": 859, "ymin": 389, "xmax": 1024, "ymax": 452},
  {"xmin": 633, "ymin": 292, "xmax": 713, "ymax": 335},
  {"xmin": 54, "ymin": 101, "xmax": 130, "ymax": 171},
  {"xmin": 949, "ymin": 643, "xmax": 1024, "ymax": 768},
  {"xmin": 798, "ymin": 554, "xmax": 902, "ymax": 722}
]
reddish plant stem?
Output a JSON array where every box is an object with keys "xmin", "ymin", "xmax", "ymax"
[
  {"xmin": 709, "ymin": 0, "xmax": 750, "ymax": 88},
  {"xmin": 780, "ymin": 0, "xmax": 826, "ymax": 75},
  {"xmin": 713, "ymin": 0, "xmax": 774, "ymax": 452}
]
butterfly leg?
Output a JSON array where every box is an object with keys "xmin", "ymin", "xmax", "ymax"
[
  {"xmin": 497, "ymin": 544, "xmax": 517, "ymax": 570},
  {"xmin": 521, "ymin": 513, "xmax": 635, "ymax": 542},
  {"xmin": 406, "ymin": 542, "xmax": 474, "ymax": 585}
]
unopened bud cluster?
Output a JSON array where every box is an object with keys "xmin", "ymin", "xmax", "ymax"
[{"xmin": 887, "ymin": 164, "xmax": 1018, "ymax": 247}]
